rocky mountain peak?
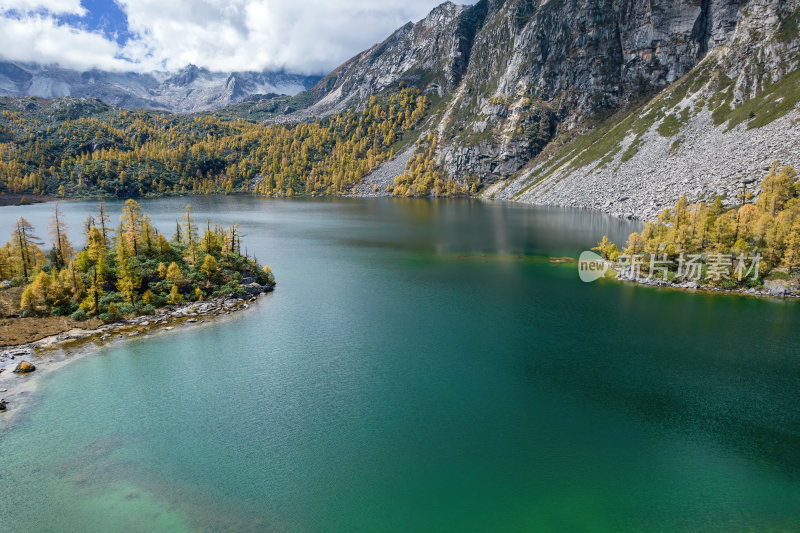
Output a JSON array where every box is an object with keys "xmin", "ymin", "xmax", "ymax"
[
  {"xmin": 166, "ymin": 64, "xmax": 205, "ymax": 87},
  {"xmin": 299, "ymin": 0, "xmax": 487, "ymax": 116}
]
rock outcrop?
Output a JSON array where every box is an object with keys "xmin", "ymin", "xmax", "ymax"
[{"xmin": 241, "ymin": 282, "xmax": 275, "ymax": 296}]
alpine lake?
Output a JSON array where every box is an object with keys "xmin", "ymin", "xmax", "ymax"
[{"xmin": 1, "ymin": 196, "xmax": 799, "ymax": 532}]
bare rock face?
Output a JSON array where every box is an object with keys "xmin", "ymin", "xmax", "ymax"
[
  {"xmin": 488, "ymin": 0, "xmax": 800, "ymax": 220},
  {"xmin": 299, "ymin": 0, "xmax": 798, "ymax": 206},
  {"xmin": 300, "ymin": 0, "xmax": 749, "ymax": 179},
  {"xmin": 304, "ymin": 1, "xmax": 476, "ymax": 116},
  {"xmin": 434, "ymin": 0, "xmax": 751, "ymax": 183}
]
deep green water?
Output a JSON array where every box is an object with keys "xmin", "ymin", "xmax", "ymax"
[{"xmin": 1, "ymin": 197, "xmax": 799, "ymax": 532}]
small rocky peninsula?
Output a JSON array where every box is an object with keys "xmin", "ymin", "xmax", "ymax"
[{"xmin": 0, "ymin": 200, "xmax": 276, "ymax": 416}]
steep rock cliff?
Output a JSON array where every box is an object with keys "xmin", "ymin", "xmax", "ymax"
[
  {"xmin": 303, "ymin": 2, "xmax": 477, "ymax": 115},
  {"xmin": 435, "ymin": 0, "xmax": 754, "ymax": 182},
  {"xmin": 489, "ymin": 0, "xmax": 800, "ymax": 219},
  {"xmin": 303, "ymin": 0, "xmax": 798, "ymax": 218}
]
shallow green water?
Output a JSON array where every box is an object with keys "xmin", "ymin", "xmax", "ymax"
[{"xmin": 1, "ymin": 197, "xmax": 799, "ymax": 532}]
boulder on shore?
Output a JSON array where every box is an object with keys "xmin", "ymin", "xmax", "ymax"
[
  {"xmin": 13, "ymin": 361, "xmax": 36, "ymax": 373},
  {"xmin": 766, "ymin": 280, "xmax": 789, "ymax": 298},
  {"xmin": 240, "ymin": 282, "xmax": 276, "ymax": 296}
]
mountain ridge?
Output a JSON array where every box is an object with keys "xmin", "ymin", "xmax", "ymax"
[{"xmin": 0, "ymin": 60, "xmax": 321, "ymax": 113}]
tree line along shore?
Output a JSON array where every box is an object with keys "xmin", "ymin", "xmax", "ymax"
[
  {"xmin": 594, "ymin": 164, "xmax": 800, "ymax": 296},
  {"xmin": 0, "ymin": 199, "xmax": 274, "ymax": 346}
]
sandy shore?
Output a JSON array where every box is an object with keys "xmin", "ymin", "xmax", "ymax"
[{"xmin": 0, "ymin": 289, "xmax": 272, "ymax": 426}]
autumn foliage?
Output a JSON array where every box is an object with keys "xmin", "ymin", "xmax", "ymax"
[{"xmin": 1, "ymin": 200, "xmax": 272, "ymax": 321}]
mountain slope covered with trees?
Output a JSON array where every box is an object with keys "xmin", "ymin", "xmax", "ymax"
[{"xmin": 0, "ymin": 86, "xmax": 466, "ymax": 199}]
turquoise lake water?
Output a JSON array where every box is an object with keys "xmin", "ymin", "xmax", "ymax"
[{"xmin": 0, "ymin": 197, "xmax": 799, "ymax": 532}]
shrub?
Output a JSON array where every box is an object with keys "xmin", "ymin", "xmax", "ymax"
[
  {"xmin": 51, "ymin": 303, "xmax": 77, "ymax": 316},
  {"xmin": 134, "ymin": 303, "xmax": 155, "ymax": 315},
  {"xmin": 71, "ymin": 309, "xmax": 88, "ymax": 321},
  {"xmin": 100, "ymin": 293, "xmax": 122, "ymax": 307},
  {"xmin": 213, "ymin": 280, "xmax": 243, "ymax": 297},
  {"xmin": 766, "ymin": 270, "xmax": 790, "ymax": 280},
  {"xmin": 262, "ymin": 265, "xmax": 275, "ymax": 284},
  {"xmin": 745, "ymin": 277, "xmax": 764, "ymax": 289},
  {"xmin": 142, "ymin": 289, "xmax": 156, "ymax": 304}
]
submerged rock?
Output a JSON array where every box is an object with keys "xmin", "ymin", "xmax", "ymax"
[
  {"xmin": 13, "ymin": 361, "xmax": 36, "ymax": 373},
  {"xmin": 0, "ymin": 399, "xmax": 7, "ymax": 411}
]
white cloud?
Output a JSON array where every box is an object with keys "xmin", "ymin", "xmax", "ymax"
[
  {"xmin": 0, "ymin": 0, "xmax": 464, "ymax": 74},
  {"xmin": 0, "ymin": 0, "xmax": 86, "ymax": 15},
  {"xmin": 0, "ymin": 14, "xmax": 131, "ymax": 70},
  {"xmin": 119, "ymin": 0, "xmax": 454, "ymax": 74}
]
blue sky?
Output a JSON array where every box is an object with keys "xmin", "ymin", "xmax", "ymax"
[
  {"xmin": 55, "ymin": 0, "xmax": 134, "ymax": 45},
  {"xmin": 0, "ymin": 0, "xmax": 462, "ymax": 73}
]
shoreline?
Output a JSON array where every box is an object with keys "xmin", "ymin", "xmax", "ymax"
[
  {"xmin": 0, "ymin": 286, "xmax": 273, "ymax": 425},
  {"xmin": 618, "ymin": 275, "xmax": 798, "ymax": 299},
  {"xmin": 559, "ymin": 256, "xmax": 797, "ymax": 299},
  {"xmin": 0, "ymin": 193, "xmax": 57, "ymax": 207},
  {"xmin": 608, "ymin": 263, "xmax": 798, "ymax": 299}
]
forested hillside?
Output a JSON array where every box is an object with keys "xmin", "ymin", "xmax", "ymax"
[{"xmin": 0, "ymin": 86, "xmax": 461, "ymax": 200}]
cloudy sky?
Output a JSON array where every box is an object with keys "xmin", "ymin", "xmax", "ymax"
[{"xmin": 0, "ymin": 0, "xmax": 459, "ymax": 74}]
